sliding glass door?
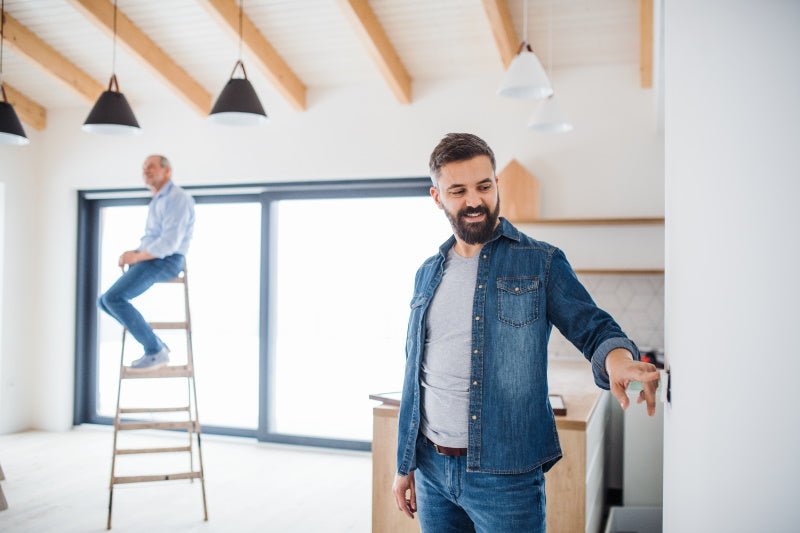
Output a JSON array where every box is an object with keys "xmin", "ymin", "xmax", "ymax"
[
  {"xmin": 93, "ymin": 199, "xmax": 262, "ymax": 432},
  {"xmin": 76, "ymin": 179, "xmax": 448, "ymax": 449},
  {"xmin": 270, "ymin": 196, "xmax": 451, "ymax": 442}
]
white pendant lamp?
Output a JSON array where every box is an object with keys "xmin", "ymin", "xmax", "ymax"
[
  {"xmin": 528, "ymin": 95, "xmax": 573, "ymax": 133},
  {"xmin": 0, "ymin": 0, "xmax": 29, "ymax": 146},
  {"xmin": 82, "ymin": 0, "xmax": 141, "ymax": 135},
  {"xmin": 209, "ymin": 0, "xmax": 267, "ymax": 126},
  {"xmin": 497, "ymin": 0, "xmax": 552, "ymax": 100},
  {"xmin": 528, "ymin": 1, "xmax": 572, "ymax": 133}
]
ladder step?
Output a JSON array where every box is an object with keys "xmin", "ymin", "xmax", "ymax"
[
  {"xmin": 116, "ymin": 446, "xmax": 192, "ymax": 455},
  {"xmin": 117, "ymin": 421, "xmax": 200, "ymax": 432},
  {"xmin": 119, "ymin": 406, "xmax": 190, "ymax": 414},
  {"xmin": 159, "ymin": 276, "xmax": 186, "ymax": 284},
  {"xmin": 113, "ymin": 471, "xmax": 201, "ymax": 484},
  {"xmin": 121, "ymin": 365, "xmax": 193, "ymax": 379},
  {"xmin": 148, "ymin": 321, "xmax": 189, "ymax": 330}
]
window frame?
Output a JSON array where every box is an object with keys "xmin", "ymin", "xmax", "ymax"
[{"xmin": 75, "ymin": 177, "xmax": 432, "ymax": 451}]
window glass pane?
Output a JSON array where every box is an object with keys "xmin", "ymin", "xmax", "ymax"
[
  {"xmin": 272, "ymin": 195, "xmax": 451, "ymax": 441},
  {"xmin": 96, "ymin": 202, "xmax": 261, "ymax": 429}
]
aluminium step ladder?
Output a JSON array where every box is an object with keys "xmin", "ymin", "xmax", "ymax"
[{"xmin": 107, "ymin": 267, "xmax": 208, "ymax": 529}]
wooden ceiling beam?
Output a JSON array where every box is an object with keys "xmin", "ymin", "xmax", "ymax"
[
  {"xmin": 201, "ymin": 0, "xmax": 306, "ymax": 111},
  {"xmin": 481, "ymin": 0, "xmax": 518, "ymax": 69},
  {"xmin": 70, "ymin": 0, "xmax": 212, "ymax": 115},
  {"xmin": 640, "ymin": 0, "xmax": 653, "ymax": 88},
  {"xmin": 3, "ymin": 84, "xmax": 47, "ymax": 130},
  {"xmin": 1, "ymin": 12, "xmax": 103, "ymax": 103},
  {"xmin": 339, "ymin": 0, "xmax": 411, "ymax": 104}
]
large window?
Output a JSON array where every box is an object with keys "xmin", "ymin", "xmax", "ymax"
[
  {"xmin": 76, "ymin": 179, "xmax": 449, "ymax": 449},
  {"xmin": 95, "ymin": 202, "xmax": 261, "ymax": 429},
  {"xmin": 271, "ymin": 196, "xmax": 450, "ymax": 441}
]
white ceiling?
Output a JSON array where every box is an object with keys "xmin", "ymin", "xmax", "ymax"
[{"xmin": 1, "ymin": 0, "xmax": 640, "ymax": 112}]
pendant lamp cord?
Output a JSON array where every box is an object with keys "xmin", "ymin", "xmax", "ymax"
[
  {"xmin": 516, "ymin": 0, "xmax": 532, "ymax": 54},
  {"xmin": 523, "ymin": 0, "xmax": 528, "ymax": 46},
  {"xmin": 547, "ymin": 0, "xmax": 553, "ymax": 74},
  {"xmin": 238, "ymin": 0, "xmax": 243, "ymax": 62},
  {"xmin": 1, "ymin": 0, "xmax": 5, "ymax": 90},
  {"xmin": 112, "ymin": 0, "xmax": 117, "ymax": 76},
  {"xmin": 228, "ymin": 0, "xmax": 247, "ymax": 80}
]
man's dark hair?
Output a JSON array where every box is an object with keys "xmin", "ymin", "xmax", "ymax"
[{"xmin": 428, "ymin": 133, "xmax": 496, "ymax": 185}]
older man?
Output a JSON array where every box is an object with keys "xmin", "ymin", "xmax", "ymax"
[{"xmin": 97, "ymin": 155, "xmax": 195, "ymax": 371}]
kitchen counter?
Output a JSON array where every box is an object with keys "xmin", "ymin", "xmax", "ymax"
[{"xmin": 371, "ymin": 358, "xmax": 610, "ymax": 533}]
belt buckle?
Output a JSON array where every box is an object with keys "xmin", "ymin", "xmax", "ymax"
[{"xmin": 433, "ymin": 443, "xmax": 445, "ymax": 455}]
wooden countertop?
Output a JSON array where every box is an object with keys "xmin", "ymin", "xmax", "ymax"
[
  {"xmin": 372, "ymin": 358, "xmax": 604, "ymax": 431},
  {"xmin": 547, "ymin": 358, "xmax": 604, "ymax": 430}
]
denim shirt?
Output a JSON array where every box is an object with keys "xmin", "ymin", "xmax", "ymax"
[{"xmin": 396, "ymin": 218, "xmax": 639, "ymax": 475}]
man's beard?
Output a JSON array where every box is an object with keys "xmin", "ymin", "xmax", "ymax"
[{"xmin": 443, "ymin": 199, "xmax": 501, "ymax": 245}]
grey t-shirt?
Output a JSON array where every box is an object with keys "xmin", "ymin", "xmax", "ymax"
[{"xmin": 419, "ymin": 247, "xmax": 479, "ymax": 448}]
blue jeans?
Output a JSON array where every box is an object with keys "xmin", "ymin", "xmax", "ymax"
[
  {"xmin": 415, "ymin": 437, "xmax": 546, "ymax": 533},
  {"xmin": 97, "ymin": 255, "xmax": 184, "ymax": 355}
]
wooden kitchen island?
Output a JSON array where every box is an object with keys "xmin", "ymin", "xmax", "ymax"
[{"xmin": 371, "ymin": 359, "xmax": 611, "ymax": 533}]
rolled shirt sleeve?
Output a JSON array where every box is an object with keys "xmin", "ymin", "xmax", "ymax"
[{"xmin": 545, "ymin": 248, "xmax": 640, "ymax": 390}]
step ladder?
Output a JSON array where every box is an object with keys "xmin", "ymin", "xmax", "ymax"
[{"xmin": 107, "ymin": 267, "xmax": 208, "ymax": 529}]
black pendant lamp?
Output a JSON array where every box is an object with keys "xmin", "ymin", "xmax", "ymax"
[
  {"xmin": 0, "ymin": 0, "xmax": 29, "ymax": 146},
  {"xmin": 209, "ymin": 0, "xmax": 267, "ymax": 126},
  {"xmin": 82, "ymin": 0, "xmax": 140, "ymax": 135}
]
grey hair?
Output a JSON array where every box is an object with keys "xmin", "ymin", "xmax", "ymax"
[
  {"xmin": 428, "ymin": 133, "xmax": 496, "ymax": 186},
  {"xmin": 148, "ymin": 154, "xmax": 171, "ymax": 171}
]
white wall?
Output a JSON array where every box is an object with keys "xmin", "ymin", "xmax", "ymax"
[
  {"xmin": 2, "ymin": 63, "xmax": 662, "ymax": 431},
  {"xmin": 0, "ymin": 130, "xmax": 42, "ymax": 433},
  {"xmin": 665, "ymin": 2, "xmax": 800, "ymax": 531}
]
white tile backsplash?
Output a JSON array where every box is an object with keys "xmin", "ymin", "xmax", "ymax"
[{"xmin": 548, "ymin": 274, "xmax": 665, "ymax": 358}]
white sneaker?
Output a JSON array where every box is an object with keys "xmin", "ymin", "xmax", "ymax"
[{"xmin": 128, "ymin": 347, "xmax": 170, "ymax": 372}]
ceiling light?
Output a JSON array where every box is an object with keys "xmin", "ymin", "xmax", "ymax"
[
  {"xmin": 0, "ymin": 0, "xmax": 29, "ymax": 145},
  {"xmin": 528, "ymin": 1, "xmax": 572, "ymax": 133},
  {"xmin": 82, "ymin": 0, "xmax": 140, "ymax": 135},
  {"xmin": 209, "ymin": 61, "xmax": 267, "ymax": 126},
  {"xmin": 497, "ymin": 0, "xmax": 552, "ymax": 100},
  {"xmin": 209, "ymin": 0, "xmax": 267, "ymax": 126},
  {"xmin": 527, "ymin": 95, "xmax": 573, "ymax": 133}
]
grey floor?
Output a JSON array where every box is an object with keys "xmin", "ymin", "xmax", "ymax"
[{"xmin": 0, "ymin": 426, "xmax": 371, "ymax": 532}]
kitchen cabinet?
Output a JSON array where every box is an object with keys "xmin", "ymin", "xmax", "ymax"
[{"xmin": 371, "ymin": 359, "xmax": 610, "ymax": 533}]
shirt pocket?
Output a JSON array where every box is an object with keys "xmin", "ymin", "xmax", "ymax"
[{"xmin": 496, "ymin": 276, "xmax": 540, "ymax": 327}]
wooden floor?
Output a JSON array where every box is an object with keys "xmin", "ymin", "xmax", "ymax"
[{"xmin": 0, "ymin": 426, "xmax": 371, "ymax": 532}]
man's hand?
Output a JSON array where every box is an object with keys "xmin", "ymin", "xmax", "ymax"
[
  {"xmin": 118, "ymin": 250, "xmax": 154, "ymax": 267},
  {"xmin": 392, "ymin": 472, "xmax": 416, "ymax": 519},
  {"xmin": 605, "ymin": 348, "xmax": 660, "ymax": 416}
]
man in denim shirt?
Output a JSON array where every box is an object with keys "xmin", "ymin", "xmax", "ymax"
[
  {"xmin": 98, "ymin": 155, "xmax": 195, "ymax": 372},
  {"xmin": 392, "ymin": 134, "xmax": 659, "ymax": 531}
]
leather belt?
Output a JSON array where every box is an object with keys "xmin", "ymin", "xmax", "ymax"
[{"xmin": 425, "ymin": 436, "xmax": 467, "ymax": 457}]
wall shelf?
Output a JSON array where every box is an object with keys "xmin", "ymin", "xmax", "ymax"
[
  {"xmin": 514, "ymin": 217, "xmax": 664, "ymax": 226},
  {"xmin": 574, "ymin": 269, "xmax": 664, "ymax": 275}
]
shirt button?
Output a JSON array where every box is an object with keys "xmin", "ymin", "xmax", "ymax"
[
  {"xmin": 478, "ymin": 284, "xmax": 483, "ymax": 289},
  {"xmin": 473, "ymin": 349, "xmax": 478, "ymax": 354},
  {"xmin": 482, "ymin": 255, "xmax": 487, "ymax": 259},
  {"xmin": 471, "ymin": 415, "xmax": 477, "ymax": 420},
  {"xmin": 515, "ymin": 287, "xmax": 520, "ymax": 292},
  {"xmin": 473, "ymin": 381, "xmax": 478, "ymax": 386},
  {"xmin": 475, "ymin": 316, "xmax": 480, "ymax": 321}
]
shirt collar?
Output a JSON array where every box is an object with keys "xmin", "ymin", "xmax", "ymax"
[{"xmin": 153, "ymin": 179, "xmax": 174, "ymax": 200}]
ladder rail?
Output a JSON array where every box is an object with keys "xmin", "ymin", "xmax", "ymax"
[
  {"xmin": 107, "ymin": 265, "xmax": 208, "ymax": 528},
  {"xmin": 107, "ymin": 328, "xmax": 126, "ymax": 530},
  {"xmin": 184, "ymin": 268, "xmax": 208, "ymax": 520}
]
